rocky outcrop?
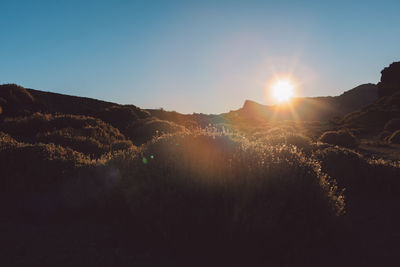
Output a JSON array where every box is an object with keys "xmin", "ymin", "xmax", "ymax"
[{"xmin": 378, "ymin": 61, "xmax": 400, "ymax": 98}]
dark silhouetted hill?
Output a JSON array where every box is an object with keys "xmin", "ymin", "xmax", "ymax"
[
  {"xmin": 0, "ymin": 84, "xmax": 186, "ymax": 148},
  {"xmin": 340, "ymin": 62, "xmax": 400, "ymax": 136},
  {"xmin": 145, "ymin": 84, "xmax": 377, "ymax": 128},
  {"xmin": 27, "ymin": 87, "xmax": 117, "ymax": 116},
  {"xmin": 0, "ymin": 83, "xmax": 150, "ymax": 122},
  {"xmin": 340, "ymin": 91, "xmax": 400, "ymax": 134},
  {"xmin": 378, "ymin": 61, "xmax": 400, "ymax": 97},
  {"xmin": 224, "ymin": 83, "xmax": 377, "ymax": 123},
  {"xmin": 27, "ymin": 87, "xmax": 152, "ymax": 133}
]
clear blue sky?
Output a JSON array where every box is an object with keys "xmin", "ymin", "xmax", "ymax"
[{"xmin": 1, "ymin": 0, "xmax": 399, "ymax": 113}]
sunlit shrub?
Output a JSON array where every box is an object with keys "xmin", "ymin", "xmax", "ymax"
[
  {"xmin": 318, "ymin": 130, "xmax": 357, "ymax": 148},
  {"xmin": 0, "ymin": 140, "xmax": 93, "ymax": 192},
  {"xmin": 0, "ymin": 131, "xmax": 18, "ymax": 146},
  {"xmin": 378, "ymin": 130, "xmax": 392, "ymax": 141},
  {"xmin": 384, "ymin": 118, "xmax": 400, "ymax": 132},
  {"xmin": 269, "ymin": 132, "xmax": 312, "ymax": 152},
  {"xmin": 315, "ymin": 147, "xmax": 366, "ymax": 190},
  {"xmin": 0, "ymin": 84, "xmax": 37, "ymax": 117},
  {"xmin": 388, "ymin": 130, "xmax": 400, "ymax": 144},
  {"xmin": 97, "ymin": 105, "xmax": 150, "ymax": 131},
  {"xmin": 315, "ymin": 146, "xmax": 400, "ymax": 215},
  {"xmin": 0, "ymin": 133, "xmax": 129, "ymax": 221},
  {"xmin": 0, "ymin": 113, "xmax": 133, "ymax": 156},
  {"xmin": 124, "ymin": 118, "xmax": 187, "ymax": 145},
  {"xmin": 109, "ymin": 132, "xmax": 343, "ymax": 258},
  {"xmin": 1, "ymin": 113, "xmax": 118, "ymax": 136},
  {"xmin": 266, "ymin": 126, "xmax": 288, "ymax": 135},
  {"xmin": 36, "ymin": 130, "xmax": 107, "ymax": 156},
  {"xmin": 252, "ymin": 128, "xmax": 312, "ymax": 153},
  {"xmin": 35, "ymin": 127, "xmax": 134, "ymax": 156}
]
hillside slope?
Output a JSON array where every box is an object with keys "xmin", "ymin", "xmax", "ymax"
[
  {"xmin": 0, "ymin": 84, "xmax": 186, "ymax": 148},
  {"xmin": 227, "ymin": 83, "xmax": 377, "ymax": 123},
  {"xmin": 340, "ymin": 62, "xmax": 400, "ymax": 136},
  {"xmin": 146, "ymin": 84, "xmax": 378, "ymax": 127}
]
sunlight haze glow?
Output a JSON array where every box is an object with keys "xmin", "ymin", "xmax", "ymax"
[{"xmin": 272, "ymin": 80, "xmax": 294, "ymax": 102}]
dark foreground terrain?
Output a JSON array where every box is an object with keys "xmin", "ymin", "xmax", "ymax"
[{"xmin": 1, "ymin": 62, "xmax": 400, "ymax": 266}]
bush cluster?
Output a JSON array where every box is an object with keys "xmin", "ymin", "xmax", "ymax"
[
  {"xmin": 124, "ymin": 118, "xmax": 187, "ymax": 145},
  {"xmin": 108, "ymin": 132, "xmax": 344, "ymax": 261},
  {"xmin": 97, "ymin": 105, "xmax": 150, "ymax": 131},
  {"xmin": 0, "ymin": 135, "xmax": 93, "ymax": 192},
  {"xmin": 0, "ymin": 84, "xmax": 38, "ymax": 117},
  {"xmin": 0, "ymin": 113, "xmax": 134, "ymax": 156},
  {"xmin": 318, "ymin": 130, "xmax": 358, "ymax": 148},
  {"xmin": 384, "ymin": 118, "xmax": 400, "ymax": 132},
  {"xmin": 388, "ymin": 130, "xmax": 400, "ymax": 144},
  {"xmin": 378, "ymin": 130, "xmax": 392, "ymax": 141},
  {"xmin": 315, "ymin": 146, "xmax": 400, "ymax": 215},
  {"xmin": 250, "ymin": 127, "xmax": 313, "ymax": 154},
  {"xmin": 2, "ymin": 101, "xmax": 400, "ymax": 265}
]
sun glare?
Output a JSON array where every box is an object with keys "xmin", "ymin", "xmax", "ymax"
[{"xmin": 272, "ymin": 80, "xmax": 294, "ymax": 102}]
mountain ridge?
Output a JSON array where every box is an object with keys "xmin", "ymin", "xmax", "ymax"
[{"xmin": 223, "ymin": 83, "xmax": 378, "ymax": 123}]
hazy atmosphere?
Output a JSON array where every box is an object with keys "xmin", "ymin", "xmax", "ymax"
[{"xmin": 1, "ymin": 0, "xmax": 399, "ymax": 113}]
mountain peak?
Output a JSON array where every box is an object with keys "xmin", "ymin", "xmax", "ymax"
[
  {"xmin": 237, "ymin": 83, "xmax": 378, "ymax": 122},
  {"xmin": 378, "ymin": 61, "xmax": 400, "ymax": 97},
  {"xmin": 242, "ymin": 99, "xmax": 265, "ymax": 110}
]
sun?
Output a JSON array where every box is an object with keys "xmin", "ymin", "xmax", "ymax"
[{"xmin": 272, "ymin": 80, "xmax": 294, "ymax": 102}]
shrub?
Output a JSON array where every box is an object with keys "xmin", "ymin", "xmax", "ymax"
[
  {"xmin": 97, "ymin": 105, "xmax": 150, "ymax": 131},
  {"xmin": 0, "ymin": 132, "xmax": 129, "ymax": 222},
  {"xmin": 318, "ymin": 130, "xmax": 357, "ymax": 148},
  {"xmin": 388, "ymin": 130, "xmax": 400, "ymax": 144},
  {"xmin": 0, "ymin": 113, "xmax": 133, "ymax": 156},
  {"xmin": 109, "ymin": 132, "xmax": 343, "ymax": 261},
  {"xmin": 0, "ymin": 84, "xmax": 37, "ymax": 116},
  {"xmin": 268, "ymin": 132, "xmax": 312, "ymax": 152},
  {"xmin": 266, "ymin": 126, "xmax": 291, "ymax": 135},
  {"xmin": 315, "ymin": 146, "xmax": 400, "ymax": 216},
  {"xmin": 0, "ymin": 131, "xmax": 18, "ymax": 145},
  {"xmin": 124, "ymin": 118, "xmax": 187, "ymax": 145},
  {"xmin": 378, "ymin": 130, "xmax": 392, "ymax": 141},
  {"xmin": 0, "ymin": 84, "xmax": 34, "ymax": 103},
  {"xmin": 110, "ymin": 139, "xmax": 134, "ymax": 151},
  {"xmin": 35, "ymin": 127, "xmax": 134, "ymax": 157},
  {"xmin": 36, "ymin": 130, "xmax": 108, "ymax": 156},
  {"xmin": 384, "ymin": 118, "xmax": 400, "ymax": 132},
  {"xmin": 252, "ymin": 128, "xmax": 313, "ymax": 153},
  {"xmin": 1, "ymin": 113, "xmax": 120, "ymax": 137},
  {"xmin": 315, "ymin": 147, "xmax": 367, "ymax": 192},
  {"xmin": 0, "ymin": 140, "xmax": 92, "ymax": 192}
]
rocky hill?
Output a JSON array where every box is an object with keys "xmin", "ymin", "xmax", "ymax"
[
  {"xmin": 223, "ymin": 83, "xmax": 377, "ymax": 123},
  {"xmin": 340, "ymin": 62, "xmax": 400, "ymax": 136}
]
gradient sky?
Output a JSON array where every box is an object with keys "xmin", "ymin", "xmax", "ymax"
[{"xmin": 1, "ymin": 0, "xmax": 399, "ymax": 113}]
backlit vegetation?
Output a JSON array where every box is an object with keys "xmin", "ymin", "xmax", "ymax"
[
  {"xmin": 0, "ymin": 112, "xmax": 134, "ymax": 157},
  {"xmin": 318, "ymin": 130, "xmax": 358, "ymax": 148},
  {"xmin": 2, "ymin": 73, "xmax": 400, "ymax": 265}
]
